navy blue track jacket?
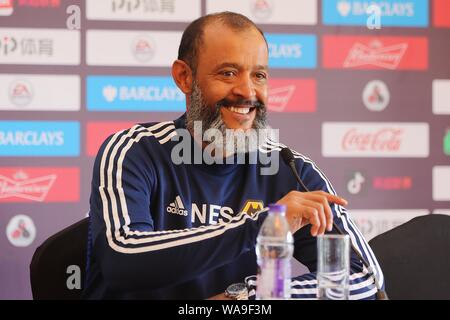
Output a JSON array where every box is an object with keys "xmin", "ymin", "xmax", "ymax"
[{"xmin": 84, "ymin": 113, "xmax": 384, "ymax": 299}]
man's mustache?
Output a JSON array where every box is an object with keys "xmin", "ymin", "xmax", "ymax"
[{"xmin": 215, "ymin": 98, "xmax": 265, "ymax": 110}]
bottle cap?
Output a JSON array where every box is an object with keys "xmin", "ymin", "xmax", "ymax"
[{"xmin": 268, "ymin": 204, "xmax": 286, "ymax": 213}]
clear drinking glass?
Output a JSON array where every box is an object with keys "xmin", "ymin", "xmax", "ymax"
[{"xmin": 317, "ymin": 234, "xmax": 350, "ymax": 300}]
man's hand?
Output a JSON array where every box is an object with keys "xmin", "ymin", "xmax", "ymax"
[{"xmin": 276, "ymin": 190, "xmax": 348, "ymax": 236}]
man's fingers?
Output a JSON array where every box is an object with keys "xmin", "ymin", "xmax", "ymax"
[
  {"xmin": 300, "ymin": 199, "xmax": 326, "ymax": 235},
  {"xmin": 291, "ymin": 190, "xmax": 348, "ymax": 207},
  {"xmin": 318, "ymin": 191, "xmax": 348, "ymax": 207},
  {"xmin": 305, "ymin": 194, "xmax": 334, "ymax": 232},
  {"xmin": 280, "ymin": 190, "xmax": 348, "ymax": 235},
  {"xmin": 301, "ymin": 206, "xmax": 320, "ymax": 236}
]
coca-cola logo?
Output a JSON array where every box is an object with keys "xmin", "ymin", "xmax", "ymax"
[{"xmin": 342, "ymin": 128, "xmax": 403, "ymax": 152}]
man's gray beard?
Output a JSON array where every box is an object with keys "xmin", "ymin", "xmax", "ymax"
[{"xmin": 186, "ymin": 81, "xmax": 271, "ymax": 156}]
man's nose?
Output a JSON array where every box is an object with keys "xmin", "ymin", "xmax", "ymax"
[{"xmin": 231, "ymin": 75, "xmax": 256, "ymax": 101}]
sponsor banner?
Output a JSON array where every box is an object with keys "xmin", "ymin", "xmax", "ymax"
[
  {"xmin": 6, "ymin": 214, "xmax": 36, "ymax": 247},
  {"xmin": 0, "ymin": 121, "xmax": 79, "ymax": 157},
  {"xmin": 433, "ymin": 0, "xmax": 450, "ymax": 27},
  {"xmin": 323, "ymin": 0, "xmax": 428, "ymax": 27},
  {"xmin": 86, "ymin": 76, "xmax": 185, "ymax": 112},
  {"xmin": 0, "ymin": 167, "xmax": 79, "ymax": 203},
  {"xmin": 432, "ymin": 79, "xmax": 450, "ymax": 115},
  {"xmin": 9, "ymin": 0, "xmax": 61, "ymax": 8},
  {"xmin": 444, "ymin": 129, "xmax": 450, "ymax": 156},
  {"xmin": 351, "ymin": 209, "xmax": 429, "ymax": 241},
  {"xmin": 86, "ymin": 30, "xmax": 181, "ymax": 67},
  {"xmin": 432, "ymin": 209, "xmax": 450, "ymax": 216},
  {"xmin": 86, "ymin": 121, "xmax": 136, "ymax": 156},
  {"xmin": 268, "ymin": 78, "xmax": 316, "ymax": 112},
  {"xmin": 322, "ymin": 122, "xmax": 429, "ymax": 158},
  {"xmin": 322, "ymin": 35, "xmax": 428, "ymax": 70},
  {"xmin": 86, "ymin": 0, "xmax": 201, "ymax": 22},
  {"xmin": 433, "ymin": 166, "xmax": 450, "ymax": 201},
  {"xmin": 0, "ymin": 28, "xmax": 80, "ymax": 65},
  {"xmin": 206, "ymin": 0, "xmax": 317, "ymax": 25},
  {"xmin": 372, "ymin": 175, "xmax": 412, "ymax": 190},
  {"xmin": 0, "ymin": 0, "xmax": 13, "ymax": 16},
  {"xmin": 266, "ymin": 34, "xmax": 317, "ymax": 69},
  {"xmin": 0, "ymin": 74, "xmax": 80, "ymax": 111},
  {"xmin": 346, "ymin": 171, "xmax": 413, "ymax": 195}
]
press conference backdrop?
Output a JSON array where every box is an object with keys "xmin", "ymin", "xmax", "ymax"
[{"xmin": 1, "ymin": 0, "xmax": 449, "ymax": 299}]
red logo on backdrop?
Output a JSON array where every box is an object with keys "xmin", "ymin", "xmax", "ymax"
[
  {"xmin": 434, "ymin": 0, "xmax": 450, "ymax": 28},
  {"xmin": 11, "ymin": 219, "xmax": 31, "ymax": 239},
  {"xmin": 252, "ymin": 0, "xmax": 274, "ymax": 20},
  {"xmin": 268, "ymin": 79, "xmax": 316, "ymax": 112},
  {"xmin": 373, "ymin": 176, "xmax": 412, "ymax": 190},
  {"xmin": 344, "ymin": 40, "xmax": 407, "ymax": 70},
  {"xmin": 0, "ymin": 0, "xmax": 13, "ymax": 16},
  {"xmin": 322, "ymin": 36, "xmax": 428, "ymax": 70},
  {"xmin": 86, "ymin": 122, "xmax": 135, "ymax": 156},
  {"xmin": 16, "ymin": 0, "xmax": 61, "ymax": 8},
  {"xmin": 342, "ymin": 128, "xmax": 403, "ymax": 152},
  {"xmin": 0, "ymin": 167, "xmax": 79, "ymax": 202}
]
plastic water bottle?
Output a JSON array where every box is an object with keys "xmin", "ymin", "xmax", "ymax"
[{"xmin": 256, "ymin": 204, "xmax": 294, "ymax": 300}]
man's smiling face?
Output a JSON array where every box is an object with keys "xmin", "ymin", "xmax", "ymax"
[{"xmin": 191, "ymin": 23, "xmax": 269, "ymax": 131}]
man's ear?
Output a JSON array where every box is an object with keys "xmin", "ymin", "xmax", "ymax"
[{"xmin": 172, "ymin": 59, "xmax": 193, "ymax": 94}]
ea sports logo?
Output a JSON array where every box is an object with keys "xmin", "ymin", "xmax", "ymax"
[
  {"xmin": 9, "ymin": 79, "xmax": 34, "ymax": 107},
  {"xmin": 132, "ymin": 35, "xmax": 156, "ymax": 63},
  {"xmin": 251, "ymin": 0, "xmax": 274, "ymax": 21}
]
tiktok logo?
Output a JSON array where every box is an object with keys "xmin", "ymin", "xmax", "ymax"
[{"xmin": 347, "ymin": 172, "xmax": 366, "ymax": 195}]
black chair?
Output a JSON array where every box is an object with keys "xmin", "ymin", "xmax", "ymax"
[
  {"xmin": 30, "ymin": 218, "xmax": 89, "ymax": 300},
  {"xmin": 368, "ymin": 214, "xmax": 450, "ymax": 300}
]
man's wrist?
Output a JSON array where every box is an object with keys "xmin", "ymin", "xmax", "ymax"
[{"xmin": 225, "ymin": 283, "xmax": 248, "ymax": 300}]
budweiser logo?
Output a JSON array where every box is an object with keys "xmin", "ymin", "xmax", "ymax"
[
  {"xmin": 344, "ymin": 40, "xmax": 408, "ymax": 69},
  {"xmin": 268, "ymin": 85, "xmax": 295, "ymax": 112},
  {"xmin": 0, "ymin": 171, "xmax": 56, "ymax": 201},
  {"xmin": 342, "ymin": 128, "xmax": 403, "ymax": 152}
]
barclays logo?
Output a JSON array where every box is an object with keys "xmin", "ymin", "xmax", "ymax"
[
  {"xmin": 266, "ymin": 34, "xmax": 317, "ymax": 69},
  {"xmin": 87, "ymin": 76, "xmax": 185, "ymax": 112},
  {"xmin": 0, "ymin": 121, "xmax": 79, "ymax": 156},
  {"xmin": 323, "ymin": 0, "xmax": 428, "ymax": 27}
]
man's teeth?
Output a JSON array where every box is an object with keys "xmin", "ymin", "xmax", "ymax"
[{"xmin": 228, "ymin": 107, "xmax": 251, "ymax": 114}]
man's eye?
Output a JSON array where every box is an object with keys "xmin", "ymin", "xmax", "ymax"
[
  {"xmin": 221, "ymin": 70, "xmax": 236, "ymax": 77},
  {"xmin": 255, "ymin": 72, "xmax": 267, "ymax": 80}
]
